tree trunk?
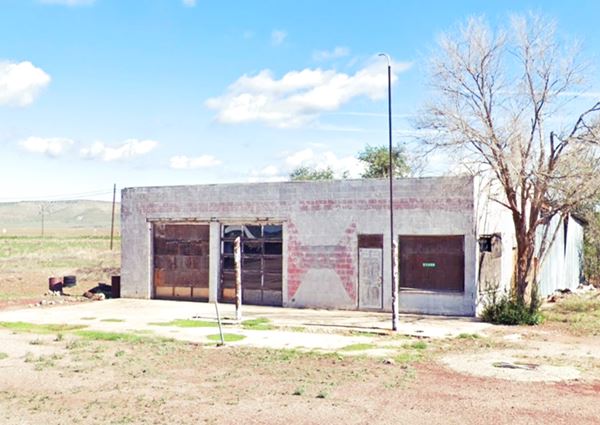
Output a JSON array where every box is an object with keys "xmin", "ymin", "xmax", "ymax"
[{"xmin": 514, "ymin": 230, "xmax": 535, "ymax": 304}]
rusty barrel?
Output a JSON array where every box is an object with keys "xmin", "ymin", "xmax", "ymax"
[
  {"xmin": 63, "ymin": 275, "xmax": 77, "ymax": 288},
  {"xmin": 48, "ymin": 277, "xmax": 63, "ymax": 293}
]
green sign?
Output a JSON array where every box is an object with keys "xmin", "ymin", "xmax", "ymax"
[{"xmin": 422, "ymin": 262, "xmax": 436, "ymax": 268}]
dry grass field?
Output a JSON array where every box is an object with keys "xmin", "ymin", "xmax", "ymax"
[{"xmin": 0, "ymin": 233, "xmax": 119, "ymax": 305}]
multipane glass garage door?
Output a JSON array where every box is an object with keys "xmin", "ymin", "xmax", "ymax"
[{"xmin": 220, "ymin": 224, "xmax": 283, "ymax": 306}]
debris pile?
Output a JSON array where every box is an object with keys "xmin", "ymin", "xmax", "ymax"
[{"xmin": 546, "ymin": 283, "xmax": 598, "ymax": 303}]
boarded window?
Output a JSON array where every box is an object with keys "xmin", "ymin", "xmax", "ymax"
[
  {"xmin": 358, "ymin": 234, "xmax": 384, "ymax": 309},
  {"xmin": 399, "ymin": 235, "xmax": 464, "ymax": 292}
]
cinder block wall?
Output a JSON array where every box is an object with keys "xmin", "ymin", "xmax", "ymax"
[{"xmin": 121, "ymin": 176, "xmax": 477, "ymax": 315}]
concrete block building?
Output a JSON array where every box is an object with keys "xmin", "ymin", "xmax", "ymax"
[{"xmin": 120, "ymin": 176, "xmax": 584, "ymax": 316}]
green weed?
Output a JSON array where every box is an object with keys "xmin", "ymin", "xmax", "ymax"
[
  {"xmin": 148, "ymin": 319, "xmax": 217, "ymax": 328},
  {"xmin": 340, "ymin": 343, "xmax": 377, "ymax": 351},
  {"xmin": 0, "ymin": 322, "xmax": 87, "ymax": 334},
  {"xmin": 241, "ymin": 318, "xmax": 275, "ymax": 331},
  {"xmin": 457, "ymin": 333, "xmax": 481, "ymax": 339},
  {"xmin": 206, "ymin": 333, "xmax": 246, "ymax": 343}
]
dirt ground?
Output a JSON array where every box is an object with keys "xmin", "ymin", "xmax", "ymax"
[
  {"xmin": 1, "ymin": 235, "xmax": 600, "ymax": 424},
  {"xmin": 0, "ymin": 315, "xmax": 599, "ymax": 425}
]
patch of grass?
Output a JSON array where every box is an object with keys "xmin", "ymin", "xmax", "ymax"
[
  {"xmin": 0, "ymin": 322, "xmax": 87, "ymax": 334},
  {"xmin": 544, "ymin": 293, "xmax": 600, "ymax": 335},
  {"xmin": 148, "ymin": 319, "xmax": 217, "ymax": 328},
  {"xmin": 54, "ymin": 333, "xmax": 64, "ymax": 342},
  {"xmin": 340, "ymin": 343, "xmax": 377, "ymax": 352},
  {"xmin": 410, "ymin": 341, "xmax": 427, "ymax": 350},
  {"xmin": 292, "ymin": 386, "xmax": 305, "ymax": 396},
  {"xmin": 80, "ymin": 317, "xmax": 96, "ymax": 321},
  {"xmin": 241, "ymin": 317, "xmax": 275, "ymax": 331},
  {"xmin": 457, "ymin": 333, "xmax": 481, "ymax": 339},
  {"xmin": 100, "ymin": 318, "xmax": 124, "ymax": 323},
  {"xmin": 206, "ymin": 333, "xmax": 246, "ymax": 343},
  {"xmin": 66, "ymin": 339, "xmax": 90, "ymax": 350},
  {"xmin": 402, "ymin": 341, "xmax": 428, "ymax": 350},
  {"xmin": 270, "ymin": 348, "xmax": 303, "ymax": 362},
  {"xmin": 131, "ymin": 329, "xmax": 154, "ymax": 335},
  {"xmin": 287, "ymin": 326, "xmax": 307, "ymax": 333},
  {"xmin": 394, "ymin": 351, "xmax": 423, "ymax": 364},
  {"xmin": 74, "ymin": 330, "xmax": 147, "ymax": 343},
  {"xmin": 32, "ymin": 353, "xmax": 63, "ymax": 371},
  {"xmin": 0, "ymin": 352, "xmax": 8, "ymax": 360}
]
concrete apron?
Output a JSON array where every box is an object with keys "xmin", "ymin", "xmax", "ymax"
[{"xmin": 0, "ymin": 299, "xmax": 491, "ymax": 351}]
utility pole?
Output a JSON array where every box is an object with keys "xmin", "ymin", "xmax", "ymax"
[
  {"xmin": 379, "ymin": 52, "xmax": 399, "ymax": 331},
  {"xmin": 40, "ymin": 204, "xmax": 45, "ymax": 239},
  {"xmin": 110, "ymin": 183, "xmax": 116, "ymax": 250}
]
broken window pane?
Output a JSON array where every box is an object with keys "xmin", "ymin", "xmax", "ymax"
[
  {"xmin": 264, "ymin": 225, "xmax": 282, "ymax": 239},
  {"xmin": 223, "ymin": 225, "xmax": 243, "ymax": 239},
  {"xmin": 244, "ymin": 225, "xmax": 262, "ymax": 239}
]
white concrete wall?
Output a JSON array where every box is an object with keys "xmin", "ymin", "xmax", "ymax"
[
  {"xmin": 472, "ymin": 177, "xmax": 517, "ymax": 315},
  {"xmin": 121, "ymin": 176, "xmax": 478, "ymax": 316}
]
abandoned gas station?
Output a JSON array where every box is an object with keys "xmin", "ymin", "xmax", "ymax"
[{"xmin": 120, "ymin": 176, "xmax": 584, "ymax": 316}]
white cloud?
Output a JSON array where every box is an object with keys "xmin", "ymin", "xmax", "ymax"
[
  {"xmin": 80, "ymin": 139, "xmax": 158, "ymax": 161},
  {"xmin": 39, "ymin": 0, "xmax": 95, "ymax": 5},
  {"xmin": 271, "ymin": 30, "xmax": 287, "ymax": 46},
  {"xmin": 206, "ymin": 57, "xmax": 412, "ymax": 128},
  {"xmin": 182, "ymin": 0, "xmax": 196, "ymax": 7},
  {"xmin": 248, "ymin": 147, "xmax": 364, "ymax": 182},
  {"xmin": 169, "ymin": 155, "xmax": 221, "ymax": 169},
  {"xmin": 0, "ymin": 61, "xmax": 51, "ymax": 107},
  {"xmin": 313, "ymin": 46, "xmax": 350, "ymax": 61},
  {"xmin": 19, "ymin": 136, "xmax": 74, "ymax": 157},
  {"xmin": 284, "ymin": 148, "xmax": 364, "ymax": 178},
  {"xmin": 247, "ymin": 165, "xmax": 286, "ymax": 182}
]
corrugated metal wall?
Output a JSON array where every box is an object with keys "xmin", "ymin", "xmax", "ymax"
[{"xmin": 538, "ymin": 215, "xmax": 584, "ymax": 296}]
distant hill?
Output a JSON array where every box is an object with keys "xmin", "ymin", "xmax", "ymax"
[{"xmin": 0, "ymin": 200, "xmax": 120, "ymax": 235}]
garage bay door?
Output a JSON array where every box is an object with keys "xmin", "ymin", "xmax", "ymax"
[
  {"xmin": 220, "ymin": 224, "xmax": 283, "ymax": 306},
  {"xmin": 399, "ymin": 235, "xmax": 464, "ymax": 292},
  {"xmin": 153, "ymin": 223, "xmax": 210, "ymax": 301}
]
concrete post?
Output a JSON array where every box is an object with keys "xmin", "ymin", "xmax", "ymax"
[{"xmin": 208, "ymin": 221, "xmax": 221, "ymax": 302}]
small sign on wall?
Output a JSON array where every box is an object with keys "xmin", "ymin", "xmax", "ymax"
[{"xmin": 422, "ymin": 262, "xmax": 436, "ymax": 268}]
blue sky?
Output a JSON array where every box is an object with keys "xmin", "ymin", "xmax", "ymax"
[{"xmin": 1, "ymin": 0, "xmax": 599, "ymax": 201}]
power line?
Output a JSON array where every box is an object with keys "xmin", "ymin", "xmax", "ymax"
[{"xmin": 0, "ymin": 189, "xmax": 114, "ymax": 202}]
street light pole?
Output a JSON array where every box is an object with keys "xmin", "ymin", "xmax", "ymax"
[{"xmin": 379, "ymin": 53, "xmax": 399, "ymax": 331}]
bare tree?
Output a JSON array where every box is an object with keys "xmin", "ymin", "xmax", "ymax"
[{"xmin": 419, "ymin": 14, "xmax": 600, "ymax": 304}]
